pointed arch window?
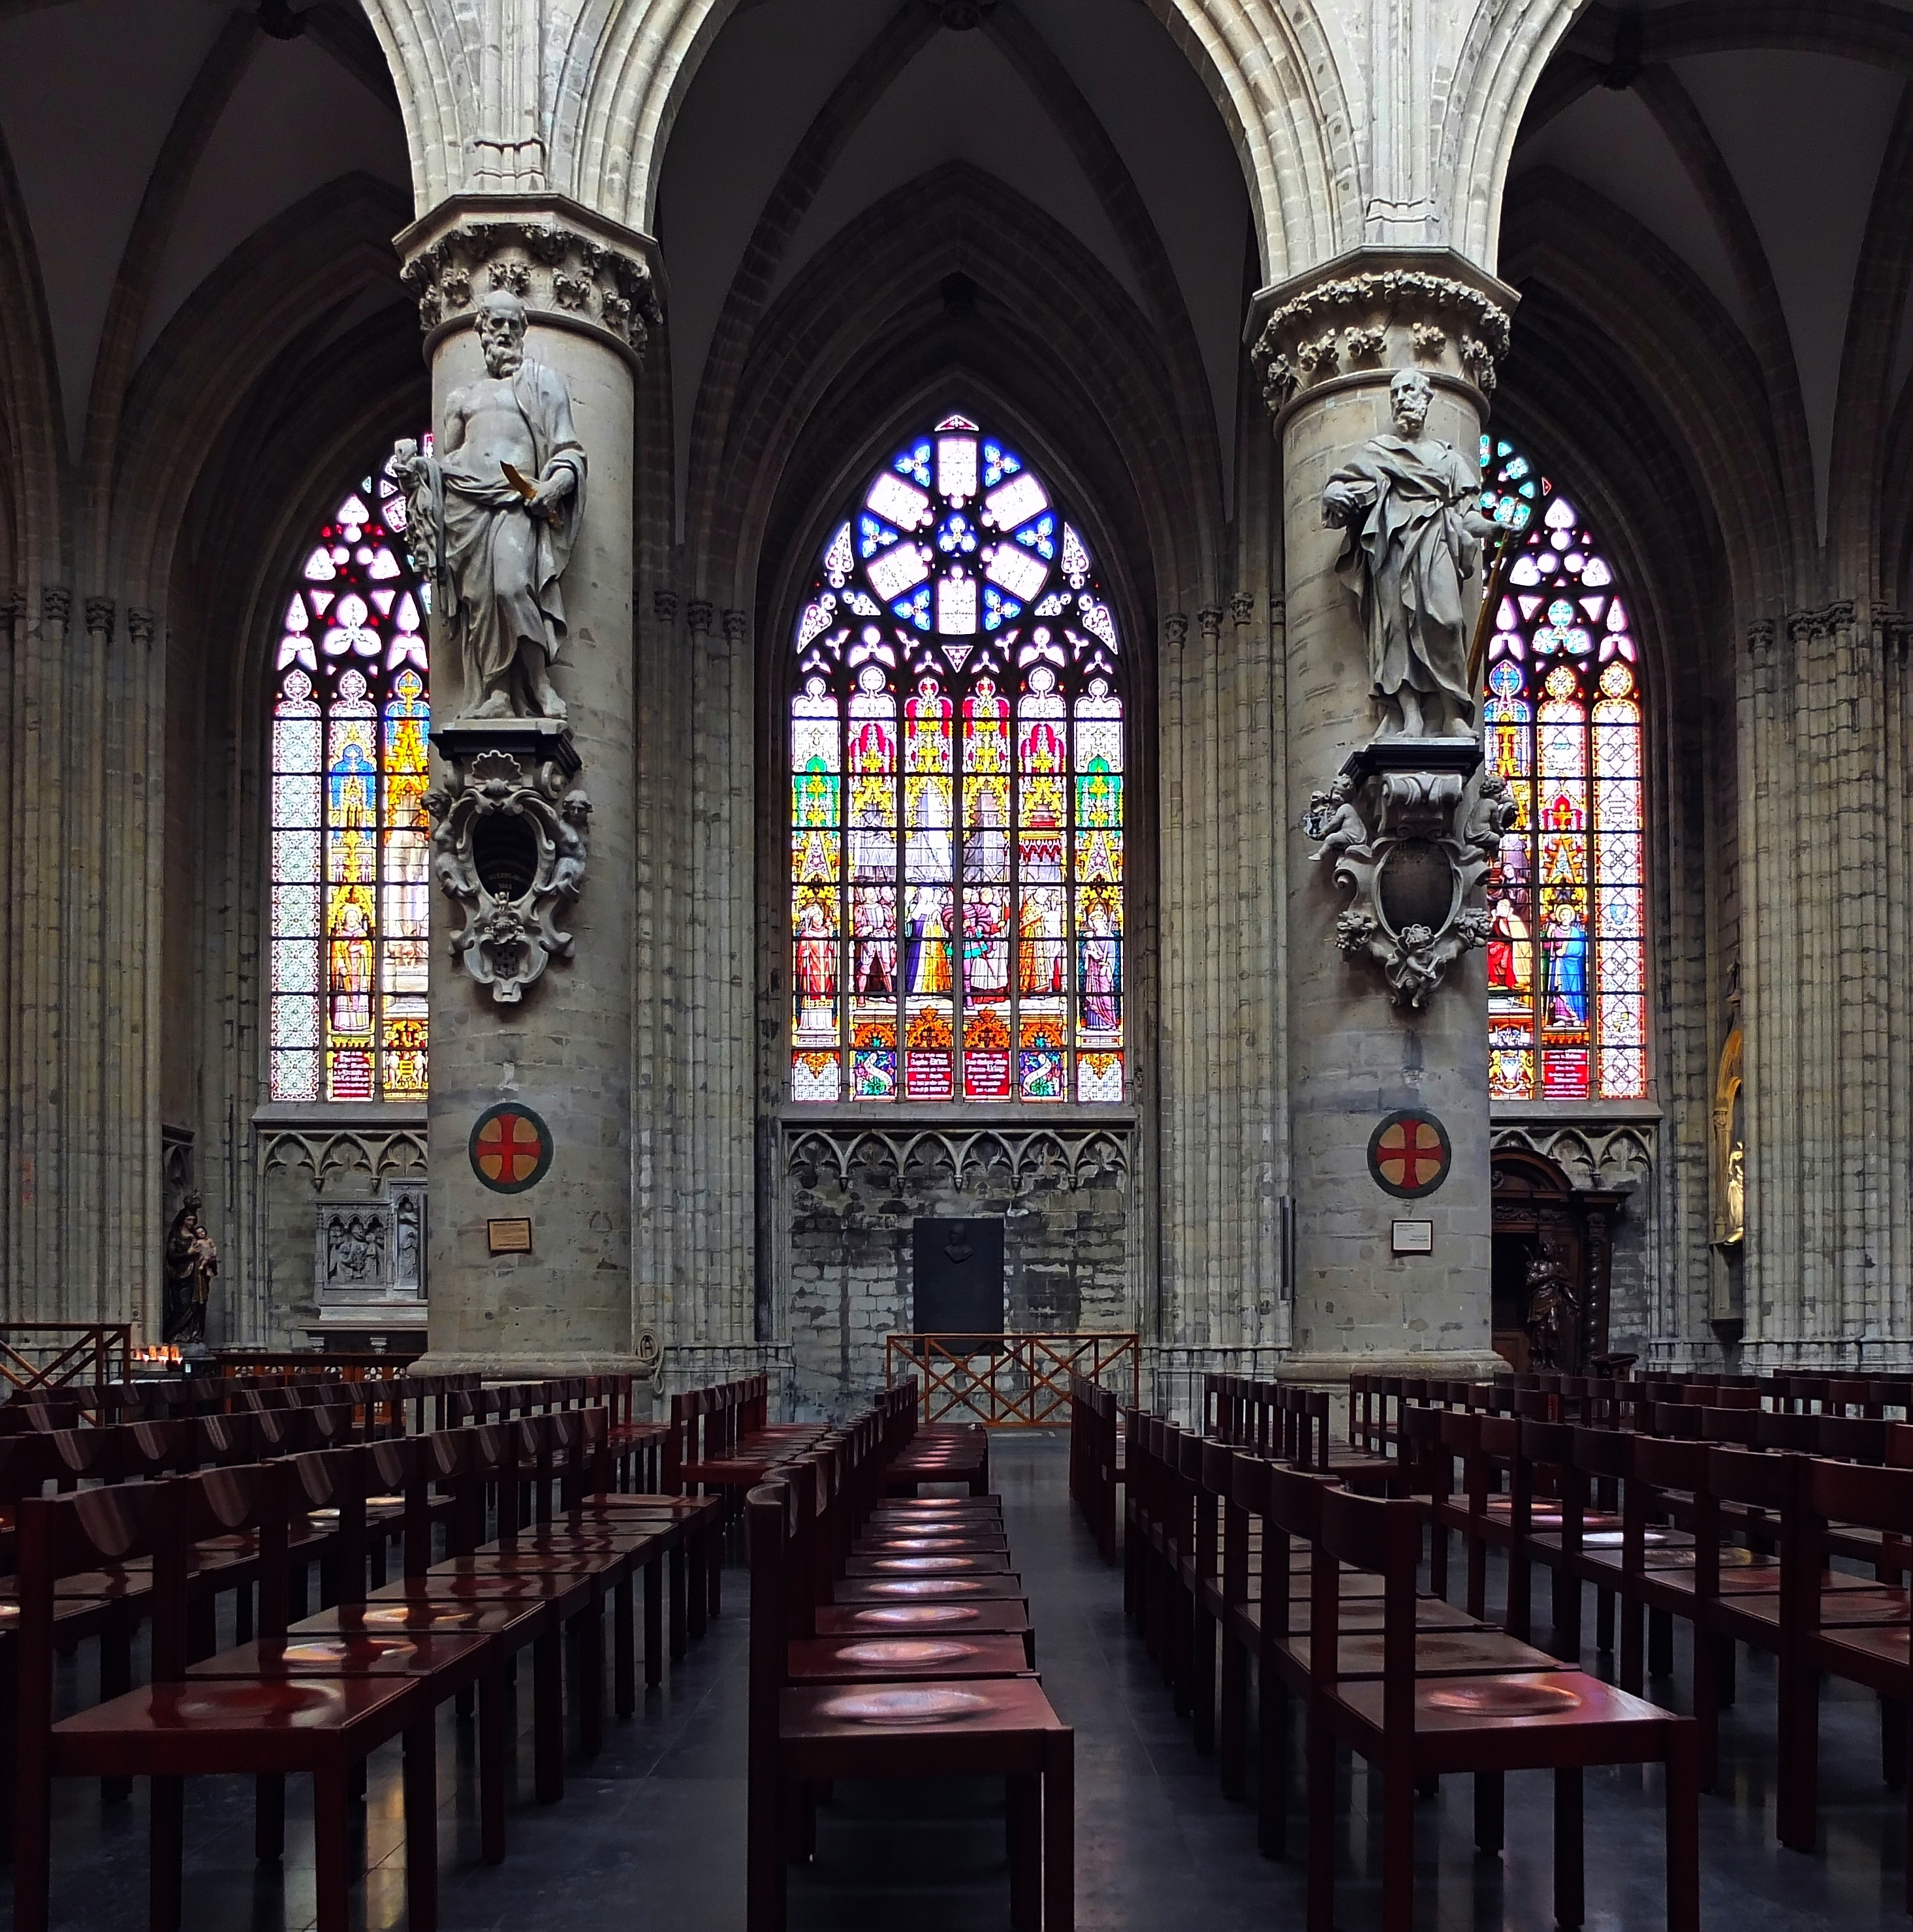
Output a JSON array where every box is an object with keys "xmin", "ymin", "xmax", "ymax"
[
  {"xmin": 789, "ymin": 414, "xmax": 1125, "ymax": 1104},
  {"xmin": 1479, "ymin": 437, "xmax": 1647, "ymax": 1102},
  {"xmin": 268, "ymin": 461, "xmax": 431, "ymax": 1103}
]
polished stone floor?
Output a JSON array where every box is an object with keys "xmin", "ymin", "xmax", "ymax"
[{"xmin": 11, "ymin": 1430, "xmax": 1912, "ymax": 1928}]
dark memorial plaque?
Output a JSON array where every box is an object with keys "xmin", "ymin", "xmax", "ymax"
[{"xmin": 912, "ymin": 1218, "xmax": 1005, "ymax": 1353}]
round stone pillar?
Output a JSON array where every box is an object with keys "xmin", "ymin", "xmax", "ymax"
[
  {"xmin": 398, "ymin": 196, "xmax": 661, "ymax": 1376},
  {"xmin": 1254, "ymin": 250, "xmax": 1517, "ymax": 1387}
]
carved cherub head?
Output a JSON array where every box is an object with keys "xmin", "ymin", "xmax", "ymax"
[
  {"xmin": 475, "ymin": 291, "xmax": 528, "ymax": 377},
  {"xmin": 560, "ymin": 789, "xmax": 592, "ymax": 829},
  {"xmin": 1389, "ymin": 367, "xmax": 1432, "ymax": 437}
]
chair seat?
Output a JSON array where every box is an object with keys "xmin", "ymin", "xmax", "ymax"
[
  {"xmin": 842, "ymin": 1552, "xmax": 1014, "ymax": 1577},
  {"xmin": 1276, "ymin": 1628, "xmax": 1559, "ymax": 1678},
  {"xmin": 185, "ymin": 1632, "xmax": 494, "ymax": 1680},
  {"xmin": 292, "ymin": 1600, "xmax": 547, "ymax": 1641},
  {"xmin": 832, "ymin": 1574, "xmax": 1026, "ymax": 1604},
  {"xmin": 778, "ymin": 1673, "xmax": 1064, "ymax": 1777},
  {"xmin": 370, "ymin": 1572, "xmax": 594, "ymax": 1610},
  {"xmin": 812, "ymin": 1600, "xmax": 1033, "ymax": 1640},
  {"xmin": 50, "ymin": 1675, "xmax": 422, "ymax": 1776},
  {"xmin": 1329, "ymin": 1670, "xmax": 1677, "ymax": 1768},
  {"xmin": 785, "ymin": 1633, "xmax": 1033, "ymax": 1683}
]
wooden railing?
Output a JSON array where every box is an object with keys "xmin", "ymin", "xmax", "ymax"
[
  {"xmin": 885, "ymin": 1331, "xmax": 1139, "ymax": 1427},
  {"xmin": 0, "ymin": 1323, "xmax": 133, "ymax": 1399}
]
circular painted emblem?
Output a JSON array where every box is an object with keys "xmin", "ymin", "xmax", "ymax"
[
  {"xmin": 1367, "ymin": 1110, "xmax": 1451, "ymax": 1199},
  {"xmin": 469, "ymin": 1104, "xmax": 553, "ymax": 1194}
]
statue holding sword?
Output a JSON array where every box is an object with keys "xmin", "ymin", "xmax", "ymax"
[{"xmin": 392, "ymin": 290, "xmax": 588, "ymax": 720}]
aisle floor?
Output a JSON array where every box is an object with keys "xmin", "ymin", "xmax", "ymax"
[{"xmin": 10, "ymin": 1429, "xmax": 1912, "ymax": 1929}]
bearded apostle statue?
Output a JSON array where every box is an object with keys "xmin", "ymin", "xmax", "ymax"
[
  {"xmin": 1321, "ymin": 368, "xmax": 1496, "ymax": 740},
  {"xmin": 393, "ymin": 291, "xmax": 587, "ymax": 721}
]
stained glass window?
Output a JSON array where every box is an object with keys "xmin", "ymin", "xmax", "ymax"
[
  {"xmin": 1479, "ymin": 437, "xmax": 1647, "ymax": 1103},
  {"xmin": 789, "ymin": 414, "xmax": 1125, "ymax": 1104},
  {"xmin": 269, "ymin": 461, "xmax": 430, "ymax": 1103}
]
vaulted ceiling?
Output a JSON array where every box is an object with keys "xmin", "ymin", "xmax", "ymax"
[{"xmin": 1507, "ymin": 1, "xmax": 1913, "ymax": 593}]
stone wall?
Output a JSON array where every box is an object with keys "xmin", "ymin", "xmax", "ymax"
[{"xmin": 778, "ymin": 1123, "xmax": 1135, "ymax": 1418}]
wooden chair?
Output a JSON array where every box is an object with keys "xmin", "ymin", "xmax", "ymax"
[
  {"xmin": 1304, "ymin": 1483, "xmax": 1700, "ymax": 1932},
  {"xmin": 14, "ymin": 1465, "xmax": 434, "ymax": 1932},
  {"xmin": 746, "ymin": 1473, "xmax": 1071, "ymax": 1931}
]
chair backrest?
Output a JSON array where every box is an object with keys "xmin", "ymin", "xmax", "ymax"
[{"xmin": 1312, "ymin": 1485, "xmax": 1421, "ymax": 1725}]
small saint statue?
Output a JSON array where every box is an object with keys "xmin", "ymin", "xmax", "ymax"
[
  {"xmin": 392, "ymin": 290, "xmax": 588, "ymax": 721},
  {"xmin": 1524, "ymin": 1244, "xmax": 1578, "ymax": 1372},
  {"xmin": 1321, "ymin": 368, "xmax": 1496, "ymax": 740},
  {"xmin": 162, "ymin": 1192, "xmax": 220, "ymax": 1346}
]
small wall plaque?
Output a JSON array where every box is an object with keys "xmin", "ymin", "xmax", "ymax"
[
  {"xmin": 488, "ymin": 1217, "xmax": 533, "ymax": 1256},
  {"xmin": 1391, "ymin": 1220, "xmax": 1434, "ymax": 1256}
]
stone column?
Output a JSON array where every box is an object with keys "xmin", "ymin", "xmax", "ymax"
[
  {"xmin": 1251, "ymin": 249, "xmax": 1516, "ymax": 1389},
  {"xmin": 398, "ymin": 195, "xmax": 662, "ymax": 1376}
]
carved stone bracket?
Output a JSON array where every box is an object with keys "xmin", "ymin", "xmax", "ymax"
[
  {"xmin": 396, "ymin": 193, "xmax": 664, "ymax": 364},
  {"xmin": 428, "ymin": 717, "xmax": 589, "ymax": 1005},
  {"xmin": 1248, "ymin": 247, "xmax": 1519, "ymax": 419},
  {"xmin": 1305, "ymin": 738, "xmax": 1508, "ymax": 1007}
]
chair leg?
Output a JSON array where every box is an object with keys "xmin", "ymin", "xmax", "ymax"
[
  {"xmin": 479, "ymin": 1670, "xmax": 509, "ymax": 1864},
  {"xmin": 573, "ymin": 1606, "xmax": 604, "ymax": 1758},
  {"xmin": 1553, "ymin": 1766, "xmax": 1585, "ymax": 1927},
  {"xmin": 614, "ymin": 1576, "xmax": 637, "ymax": 1717},
  {"xmin": 1667, "ymin": 1722, "xmax": 1701, "ymax": 1932},
  {"xmin": 534, "ymin": 1626, "xmax": 565, "ymax": 1803},
  {"xmin": 669, "ymin": 1547, "xmax": 688, "ymax": 1662},
  {"xmin": 645, "ymin": 1555, "xmax": 665, "ymax": 1687},
  {"xmin": 1008, "ymin": 1773, "xmax": 1041, "ymax": 1932},
  {"xmin": 1430, "ymin": 1521, "xmax": 1448, "ymax": 1600},
  {"xmin": 1192, "ymin": 1603, "xmax": 1216, "ymax": 1754},
  {"xmin": 100, "ymin": 1624, "xmax": 133, "ymax": 1804},
  {"xmin": 150, "ymin": 1774, "xmax": 185, "ymax": 1932},
  {"xmin": 1381, "ymin": 1760, "xmax": 1415, "ymax": 1932},
  {"xmin": 1692, "ymin": 1616, "xmax": 1718, "ymax": 1792},
  {"xmin": 1778, "ymin": 1641, "xmax": 1816, "ymax": 1852},
  {"xmin": 1305, "ymin": 1709, "xmax": 1335, "ymax": 1932},
  {"xmin": 403, "ymin": 1717, "xmax": 439, "ymax": 1932},
  {"xmin": 1883, "ymin": 1696, "xmax": 1906, "ymax": 1790},
  {"xmin": 1218, "ymin": 1626, "xmax": 1247, "ymax": 1799},
  {"xmin": 312, "ymin": 1764, "xmax": 351, "ymax": 1932},
  {"xmin": 747, "ymin": 1758, "xmax": 785, "ymax": 1932},
  {"xmin": 1474, "ymin": 1770, "xmax": 1504, "ymax": 1856},
  {"xmin": 1596, "ymin": 1587, "xmax": 1614, "ymax": 1654},
  {"xmin": 1257, "ymin": 1665, "xmax": 1288, "ymax": 1858},
  {"xmin": 1045, "ymin": 1730, "xmax": 1075, "ymax": 1932},
  {"xmin": 1648, "ymin": 1608, "xmax": 1674, "ymax": 1679},
  {"xmin": 255, "ymin": 1773, "xmax": 286, "ymax": 1861}
]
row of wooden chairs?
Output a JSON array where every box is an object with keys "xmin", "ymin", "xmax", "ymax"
[
  {"xmin": 1400, "ymin": 1394, "xmax": 1913, "ymax": 1903},
  {"xmin": 9, "ymin": 1394, "xmax": 727, "ymax": 1932},
  {"xmin": 747, "ymin": 1381, "xmax": 1071, "ymax": 1930},
  {"xmin": 1067, "ymin": 1374, "xmax": 1122, "ymax": 1563},
  {"xmin": 1122, "ymin": 1407, "xmax": 1699, "ymax": 1931}
]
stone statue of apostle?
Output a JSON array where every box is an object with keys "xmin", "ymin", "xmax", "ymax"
[
  {"xmin": 1321, "ymin": 368, "xmax": 1495, "ymax": 740},
  {"xmin": 393, "ymin": 291, "xmax": 587, "ymax": 721}
]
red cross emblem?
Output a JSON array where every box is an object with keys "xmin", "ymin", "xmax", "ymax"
[
  {"xmin": 469, "ymin": 1104, "xmax": 553, "ymax": 1194},
  {"xmin": 1368, "ymin": 1111, "xmax": 1451, "ymax": 1198}
]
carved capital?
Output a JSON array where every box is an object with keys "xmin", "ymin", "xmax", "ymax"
[
  {"xmin": 1248, "ymin": 247, "xmax": 1519, "ymax": 424},
  {"xmin": 653, "ymin": 590, "xmax": 678, "ymax": 626},
  {"xmin": 1197, "ymin": 606, "xmax": 1224, "ymax": 641},
  {"xmin": 40, "ymin": 585, "xmax": 72, "ymax": 628},
  {"xmin": 1229, "ymin": 591, "xmax": 1256, "ymax": 628},
  {"xmin": 1787, "ymin": 598, "xmax": 1858, "ymax": 643},
  {"xmin": 126, "ymin": 607, "xmax": 157, "ymax": 649},
  {"xmin": 84, "ymin": 596, "xmax": 116, "ymax": 642},
  {"xmin": 1162, "ymin": 612, "xmax": 1188, "ymax": 650},
  {"xmin": 721, "ymin": 608, "xmax": 748, "ymax": 650},
  {"xmin": 396, "ymin": 193, "xmax": 664, "ymax": 366},
  {"xmin": 687, "ymin": 598, "xmax": 714, "ymax": 637},
  {"xmin": 1746, "ymin": 618, "xmax": 1777, "ymax": 659}
]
